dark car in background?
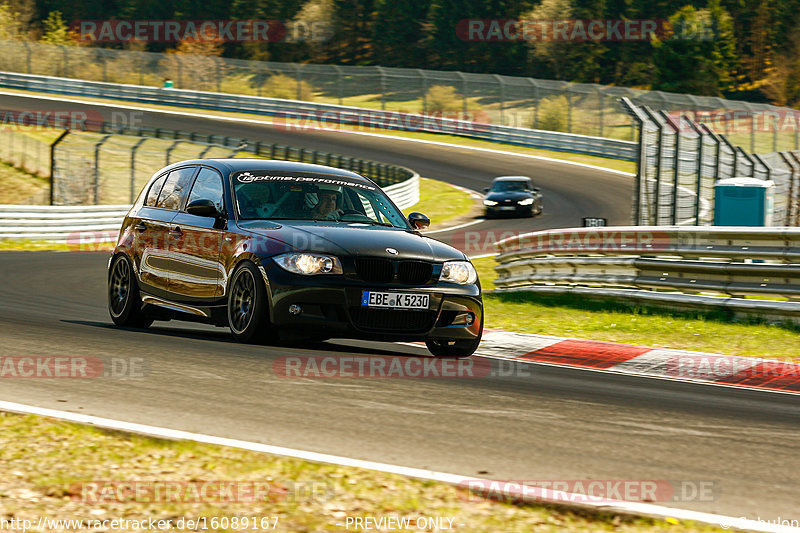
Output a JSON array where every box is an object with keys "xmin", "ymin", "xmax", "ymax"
[
  {"xmin": 108, "ymin": 159, "xmax": 483, "ymax": 357},
  {"xmin": 483, "ymin": 176, "xmax": 542, "ymax": 218}
]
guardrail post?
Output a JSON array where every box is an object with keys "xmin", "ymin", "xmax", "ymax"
[
  {"xmin": 791, "ymin": 152, "xmax": 800, "ymax": 225},
  {"xmin": 736, "ymin": 146, "xmax": 758, "ymax": 177},
  {"xmin": 130, "ymin": 137, "xmax": 148, "ymax": 203},
  {"xmin": 661, "ymin": 111, "xmax": 681, "ymax": 225},
  {"xmin": 93, "ymin": 134, "xmax": 112, "ymax": 204},
  {"xmin": 686, "ymin": 117, "xmax": 706, "ymax": 225},
  {"xmin": 199, "ymin": 143, "xmax": 215, "ymax": 158},
  {"xmin": 295, "ymin": 64, "xmax": 303, "ymax": 100},
  {"xmin": 752, "ymin": 153, "xmax": 771, "ymax": 180},
  {"xmin": 779, "ymin": 152, "xmax": 797, "ymax": 225},
  {"xmin": 49, "ymin": 130, "xmax": 70, "ymax": 205},
  {"xmin": 643, "ymin": 107, "xmax": 666, "ymax": 225},
  {"xmin": 530, "ymin": 80, "xmax": 539, "ymax": 130},
  {"xmin": 597, "ymin": 88, "xmax": 604, "ymax": 138},
  {"xmin": 494, "ymin": 75, "xmax": 505, "ymax": 126},
  {"xmin": 378, "ymin": 67, "xmax": 386, "ymax": 111},
  {"xmin": 619, "ymin": 97, "xmax": 649, "ymax": 224},
  {"xmin": 166, "ymin": 140, "xmax": 182, "ymax": 165}
]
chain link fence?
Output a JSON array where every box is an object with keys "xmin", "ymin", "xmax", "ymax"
[
  {"xmin": 622, "ymin": 98, "xmax": 799, "ymax": 227},
  {"xmin": 0, "ymin": 122, "xmax": 416, "ymax": 206},
  {"xmin": 1, "ymin": 40, "xmax": 798, "ymax": 153}
]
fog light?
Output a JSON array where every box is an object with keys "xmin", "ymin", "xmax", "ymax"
[
  {"xmin": 452, "ymin": 312, "xmax": 475, "ymax": 326},
  {"xmin": 288, "ymin": 304, "xmax": 302, "ymax": 316}
]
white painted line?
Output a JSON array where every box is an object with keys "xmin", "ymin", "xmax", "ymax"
[
  {"xmin": 468, "ymin": 252, "xmax": 498, "ymax": 260},
  {"xmin": 0, "ymin": 399, "xmax": 794, "ymax": 532},
  {"xmin": 425, "ymin": 218, "xmax": 485, "ymax": 234},
  {"xmin": 0, "ymin": 90, "xmax": 635, "ymax": 178}
]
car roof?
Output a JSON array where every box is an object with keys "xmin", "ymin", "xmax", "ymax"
[
  {"xmin": 492, "ymin": 176, "xmax": 531, "ymax": 182},
  {"xmin": 163, "ymin": 158, "xmax": 372, "ymax": 184}
]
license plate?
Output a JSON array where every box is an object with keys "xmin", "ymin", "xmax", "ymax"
[
  {"xmin": 499, "ymin": 206, "xmax": 515, "ymax": 210},
  {"xmin": 361, "ymin": 291, "xmax": 429, "ymax": 309}
]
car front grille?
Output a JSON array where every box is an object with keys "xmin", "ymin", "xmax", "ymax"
[
  {"xmin": 350, "ymin": 308, "xmax": 436, "ymax": 332},
  {"xmin": 398, "ymin": 261, "xmax": 432, "ymax": 284},
  {"xmin": 354, "ymin": 258, "xmax": 433, "ymax": 285},
  {"xmin": 355, "ymin": 258, "xmax": 394, "ymax": 283}
]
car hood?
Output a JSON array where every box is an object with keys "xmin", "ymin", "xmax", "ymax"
[
  {"xmin": 237, "ymin": 221, "xmax": 466, "ymax": 262},
  {"xmin": 485, "ymin": 191, "xmax": 533, "ymax": 202}
]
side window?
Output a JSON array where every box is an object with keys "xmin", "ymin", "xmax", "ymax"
[
  {"xmin": 157, "ymin": 167, "xmax": 197, "ymax": 211},
  {"xmin": 144, "ymin": 174, "xmax": 167, "ymax": 207},
  {"xmin": 187, "ymin": 168, "xmax": 224, "ymax": 213}
]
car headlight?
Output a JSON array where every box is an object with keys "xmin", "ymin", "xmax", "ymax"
[
  {"xmin": 518, "ymin": 198, "xmax": 534, "ymax": 205},
  {"xmin": 440, "ymin": 260, "xmax": 478, "ymax": 285},
  {"xmin": 484, "ymin": 200, "xmax": 498, "ymax": 206},
  {"xmin": 274, "ymin": 253, "xmax": 343, "ymax": 275}
]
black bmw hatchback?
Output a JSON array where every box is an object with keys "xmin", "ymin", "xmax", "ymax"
[
  {"xmin": 108, "ymin": 159, "xmax": 483, "ymax": 357},
  {"xmin": 483, "ymin": 176, "xmax": 543, "ymax": 218}
]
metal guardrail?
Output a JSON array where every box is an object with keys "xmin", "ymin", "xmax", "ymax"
[
  {"xmin": 0, "ymin": 170, "xmax": 420, "ymax": 242},
  {"xmin": 0, "ymin": 204, "xmax": 128, "ymax": 241},
  {"xmin": 493, "ymin": 226, "xmax": 800, "ymax": 321},
  {"xmin": 0, "ymin": 71, "xmax": 638, "ymax": 161}
]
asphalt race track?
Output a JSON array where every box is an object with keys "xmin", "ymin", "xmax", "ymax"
[{"xmin": 1, "ymin": 94, "xmax": 799, "ymax": 519}]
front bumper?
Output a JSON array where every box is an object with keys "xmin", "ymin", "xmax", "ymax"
[
  {"xmin": 261, "ymin": 262, "xmax": 483, "ymax": 342},
  {"xmin": 485, "ymin": 204, "xmax": 533, "ymax": 216}
]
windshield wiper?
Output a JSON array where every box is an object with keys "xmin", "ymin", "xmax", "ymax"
[{"xmin": 354, "ymin": 220, "xmax": 395, "ymax": 227}]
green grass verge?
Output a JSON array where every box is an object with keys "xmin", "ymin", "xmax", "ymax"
[
  {"xmin": 0, "ymin": 160, "xmax": 49, "ymax": 204},
  {"xmin": 0, "ymin": 411, "xmax": 725, "ymax": 532},
  {"xmin": 473, "ymin": 257, "xmax": 800, "ymax": 360},
  {"xmin": 403, "ymin": 177, "xmax": 475, "ymax": 228}
]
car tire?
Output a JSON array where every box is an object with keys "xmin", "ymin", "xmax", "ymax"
[
  {"xmin": 227, "ymin": 261, "xmax": 276, "ymax": 344},
  {"xmin": 108, "ymin": 254, "xmax": 153, "ymax": 328}
]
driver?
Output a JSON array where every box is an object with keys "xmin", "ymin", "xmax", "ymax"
[{"xmin": 306, "ymin": 184, "xmax": 343, "ymax": 220}]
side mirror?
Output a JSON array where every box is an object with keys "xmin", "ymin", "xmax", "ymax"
[
  {"xmin": 187, "ymin": 199, "xmax": 222, "ymax": 218},
  {"xmin": 483, "ymin": 187, "xmax": 490, "ymax": 193},
  {"xmin": 407, "ymin": 212, "xmax": 430, "ymax": 230},
  {"xmin": 533, "ymin": 187, "xmax": 541, "ymax": 192}
]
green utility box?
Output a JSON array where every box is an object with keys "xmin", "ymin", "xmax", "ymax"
[{"xmin": 714, "ymin": 177, "xmax": 774, "ymax": 226}]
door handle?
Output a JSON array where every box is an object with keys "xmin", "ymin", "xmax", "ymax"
[
  {"xmin": 134, "ymin": 222, "xmax": 147, "ymax": 232},
  {"xmin": 168, "ymin": 226, "xmax": 183, "ymax": 238}
]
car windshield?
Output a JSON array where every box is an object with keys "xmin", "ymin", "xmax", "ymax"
[
  {"xmin": 491, "ymin": 181, "xmax": 528, "ymax": 192},
  {"xmin": 233, "ymin": 171, "xmax": 409, "ymax": 228}
]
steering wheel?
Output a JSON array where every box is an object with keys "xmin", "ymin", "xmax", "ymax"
[{"xmin": 341, "ymin": 209, "xmax": 362, "ymax": 215}]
